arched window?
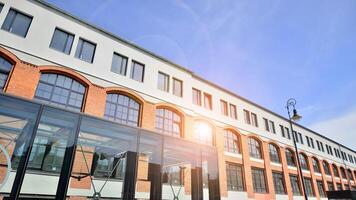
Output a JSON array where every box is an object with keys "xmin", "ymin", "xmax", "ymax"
[
  {"xmin": 332, "ymin": 165, "xmax": 339, "ymax": 177},
  {"xmin": 268, "ymin": 144, "xmax": 280, "ymax": 163},
  {"xmin": 347, "ymin": 169, "xmax": 353, "ymax": 181},
  {"xmin": 299, "ymin": 154, "xmax": 309, "ymax": 170},
  {"xmin": 0, "ymin": 55, "xmax": 13, "ymax": 90},
  {"xmin": 104, "ymin": 93, "xmax": 140, "ymax": 127},
  {"xmin": 312, "ymin": 158, "xmax": 320, "ymax": 173},
  {"xmin": 34, "ymin": 73, "xmax": 86, "ymax": 111},
  {"xmin": 248, "ymin": 138, "xmax": 262, "ymax": 159},
  {"xmin": 340, "ymin": 167, "xmax": 347, "ymax": 179},
  {"xmin": 286, "ymin": 149, "xmax": 296, "ymax": 166},
  {"xmin": 155, "ymin": 108, "xmax": 182, "ymax": 138},
  {"xmin": 322, "ymin": 161, "xmax": 331, "ymax": 175},
  {"xmin": 194, "ymin": 121, "xmax": 213, "ymax": 145},
  {"xmin": 224, "ymin": 130, "xmax": 240, "ymax": 153}
]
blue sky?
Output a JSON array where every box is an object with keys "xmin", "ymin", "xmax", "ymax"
[{"xmin": 46, "ymin": 0, "xmax": 356, "ymax": 149}]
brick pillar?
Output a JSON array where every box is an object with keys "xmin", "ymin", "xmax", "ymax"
[
  {"xmin": 141, "ymin": 102, "xmax": 156, "ymax": 131},
  {"xmin": 318, "ymin": 160, "xmax": 329, "ymax": 191},
  {"xmin": 240, "ymin": 135, "xmax": 254, "ymax": 199},
  {"xmin": 6, "ymin": 61, "xmax": 40, "ymax": 99},
  {"xmin": 336, "ymin": 166, "xmax": 345, "ymax": 189},
  {"xmin": 262, "ymin": 142, "xmax": 275, "ymax": 199},
  {"xmin": 307, "ymin": 156, "xmax": 320, "ymax": 199},
  {"xmin": 83, "ymin": 84, "xmax": 106, "ymax": 117},
  {"xmin": 279, "ymin": 147, "xmax": 293, "ymax": 200},
  {"xmin": 330, "ymin": 165, "xmax": 338, "ymax": 190},
  {"xmin": 215, "ymin": 127, "xmax": 228, "ymax": 197}
]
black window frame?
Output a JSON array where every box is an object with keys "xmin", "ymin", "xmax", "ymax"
[
  {"xmin": 269, "ymin": 144, "xmax": 280, "ymax": 163},
  {"xmin": 251, "ymin": 167, "xmax": 267, "ymax": 193},
  {"xmin": 74, "ymin": 37, "xmax": 96, "ymax": 63},
  {"xmin": 130, "ymin": 60, "xmax": 145, "ymax": 82},
  {"xmin": 248, "ymin": 138, "xmax": 262, "ymax": 159},
  {"xmin": 157, "ymin": 71, "xmax": 170, "ymax": 92},
  {"xmin": 272, "ymin": 171, "xmax": 286, "ymax": 194},
  {"xmin": 110, "ymin": 52, "xmax": 128, "ymax": 76},
  {"xmin": 49, "ymin": 27, "xmax": 75, "ymax": 55},
  {"xmin": 1, "ymin": 8, "xmax": 33, "ymax": 38},
  {"xmin": 226, "ymin": 162, "xmax": 244, "ymax": 191}
]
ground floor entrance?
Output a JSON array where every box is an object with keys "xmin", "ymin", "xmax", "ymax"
[{"xmin": 0, "ymin": 93, "xmax": 220, "ymax": 200}]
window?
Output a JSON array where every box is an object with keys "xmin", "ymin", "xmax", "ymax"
[
  {"xmin": 280, "ymin": 125, "xmax": 285, "ymax": 137},
  {"xmin": 286, "ymin": 149, "xmax": 296, "ymax": 166},
  {"xmin": 49, "ymin": 28, "xmax": 74, "ymax": 54},
  {"xmin": 299, "ymin": 154, "xmax": 309, "ymax": 170},
  {"xmin": 310, "ymin": 138, "xmax": 315, "ymax": 148},
  {"xmin": 111, "ymin": 52, "xmax": 127, "ymax": 75},
  {"xmin": 0, "ymin": 55, "xmax": 13, "ymax": 90},
  {"xmin": 203, "ymin": 93, "xmax": 212, "ymax": 110},
  {"xmin": 2, "ymin": 9, "xmax": 32, "ymax": 37},
  {"xmin": 285, "ymin": 127, "xmax": 291, "ymax": 139},
  {"xmin": 304, "ymin": 178, "xmax": 314, "ymax": 196},
  {"xmin": 251, "ymin": 113, "xmax": 258, "ymax": 127},
  {"xmin": 224, "ymin": 130, "xmax": 240, "ymax": 154},
  {"xmin": 155, "ymin": 108, "xmax": 182, "ymax": 138},
  {"xmin": 298, "ymin": 133, "xmax": 303, "ymax": 144},
  {"xmin": 264, "ymin": 118, "xmax": 275, "ymax": 133},
  {"xmin": 34, "ymin": 73, "xmax": 85, "ymax": 111},
  {"xmin": 192, "ymin": 88, "xmax": 201, "ymax": 106},
  {"xmin": 312, "ymin": 158, "xmax": 320, "ymax": 173},
  {"xmin": 322, "ymin": 161, "xmax": 331, "ymax": 175},
  {"xmin": 130, "ymin": 61, "xmax": 145, "ymax": 82},
  {"xmin": 248, "ymin": 138, "xmax": 262, "ymax": 159},
  {"xmin": 327, "ymin": 182, "xmax": 334, "ymax": 191},
  {"xmin": 332, "ymin": 165, "xmax": 339, "ymax": 177},
  {"xmin": 104, "ymin": 93, "xmax": 140, "ymax": 127},
  {"xmin": 194, "ymin": 121, "xmax": 213, "ymax": 145},
  {"xmin": 75, "ymin": 38, "xmax": 96, "ymax": 63},
  {"xmin": 252, "ymin": 168, "xmax": 267, "ymax": 193},
  {"xmin": 243, "ymin": 109, "xmax": 251, "ymax": 124},
  {"xmin": 290, "ymin": 175, "xmax": 301, "ymax": 195},
  {"xmin": 173, "ymin": 78, "xmax": 183, "ymax": 97},
  {"xmin": 93, "ymin": 152, "xmax": 126, "ymax": 180},
  {"xmin": 347, "ymin": 169, "xmax": 353, "ymax": 181},
  {"xmin": 220, "ymin": 100, "xmax": 228, "ymax": 116},
  {"xmin": 157, "ymin": 72, "xmax": 169, "ymax": 92},
  {"xmin": 293, "ymin": 131, "xmax": 299, "ymax": 143},
  {"xmin": 226, "ymin": 163, "xmax": 244, "ymax": 191},
  {"xmin": 336, "ymin": 183, "xmax": 342, "ymax": 191},
  {"xmin": 272, "ymin": 172, "xmax": 286, "ymax": 194},
  {"xmin": 0, "ymin": 3, "xmax": 3, "ymax": 13},
  {"xmin": 229, "ymin": 104, "xmax": 237, "ymax": 119},
  {"xmin": 269, "ymin": 144, "xmax": 280, "ymax": 163},
  {"xmin": 340, "ymin": 167, "xmax": 347, "ymax": 179},
  {"xmin": 163, "ymin": 165, "xmax": 184, "ymax": 186}
]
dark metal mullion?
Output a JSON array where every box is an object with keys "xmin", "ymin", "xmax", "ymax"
[
  {"xmin": 9, "ymin": 105, "xmax": 44, "ymax": 200},
  {"xmin": 55, "ymin": 115, "xmax": 82, "ymax": 200}
]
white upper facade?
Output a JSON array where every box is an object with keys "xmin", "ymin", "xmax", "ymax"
[{"xmin": 0, "ymin": 0, "xmax": 355, "ymax": 168}]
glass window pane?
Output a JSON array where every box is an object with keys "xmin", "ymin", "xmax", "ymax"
[
  {"xmin": 130, "ymin": 61, "xmax": 144, "ymax": 82},
  {"xmin": 111, "ymin": 53, "xmax": 127, "ymax": 75},
  {"xmin": 75, "ymin": 39, "xmax": 96, "ymax": 63},
  {"xmin": 50, "ymin": 28, "xmax": 74, "ymax": 54},
  {"xmin": 2, "ymin": 9, "xmax": 32, "ymax": 37}
]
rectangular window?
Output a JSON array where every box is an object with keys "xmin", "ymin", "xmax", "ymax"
[
  {"xmin": 226, "ymin": 163, "xmax": 244, "ymax": 191},
  {"xmin": 327, "ymin": 182, "xmax": 333, "ymax": 191},
  {"xmin": 320, "ymin": 142, "xmax": 324, "ymax": 152},
  {"xmin": 111, "ymin": 52, "xmax": 128, "ymax": 75},
  {"xmin": 264, "ymin": 118, "xmax": 269, "ymax": 132},
  {"xmin": 280, "ymin": 125, "xmax": 285, "ymax": 137},
  {"xmin": 272, "ymin": 172, "xmax": 286, "ymax": 194},
  {"xmin": 317, "ymin": 181, "xmax": 326, "ymax": 197},
  {"xmin": 310, "ymin": 138, "xmax": 315, "ymax": 148},
  {"xmin": 290, "ymin": 175, "xmax": 301, "ymax": 196},
  {"xmin": 192, "ymin": 88, "xmax": 201, "ymax": 106},
  {"xmin": 293, "ymin": 131, "xmax": 299, "ymax": 143},
  {"xmin": 1, "ymin": 8, "xmax": 33, "ymax": 37},
  {"xmin": 269, "ymin": 120, "xmax": 275, "ymax": 133},
  {"xmin": 75, "ymin": 38, "xmax": 96, "ymax": 63},
  {"xmin": 220, "ymin": 100, "xmax": 228, "ymax": 116},
  {"xmin": 49, "ymin": 28, "xmax": 74, "ymax": 54},
  {"xmin": 229, "ymin": 104, "xmax": 237, "ymax": 119},
  {"xmin": 252, "ymin": 168, "xmax": 267, "ymax": 193},
  {"xmin": 251, "ymin": 113, "xmax": 258, "ymax": 127},
  {"xmin": 304, "ymin": 178, "xmax": 314, "ymax": 196},
  {"xmin": 157, "ymin": 72, "xmax": 169, "ymax": 92},
  {"xmin": 203, "ymin": 93, "xmax": 212, "ymax": 110},
  {"xmin": 0, "ymin": 3, "xmax": 4, "ymax": 13},
  {"xmin": 243, "ymin": 110, "xmax": 251, "ymax": 124},
  {"xmin": 172, "ymin": 78, "xmax": 183, "ymax": 97},
  {"xmin": 285, "ymin": 127, "xmax": 291, "ymax": 139},
  {"xmin": 298, "ymin": 133, "xmax": 303, "ymax": 144},
  {"xmin": 306, "ymin": 136, "xmax": 310, "ymax": 147},
  {"xmin": 130, "ymin": 61, "xmax": 145, "ymax": 82}
]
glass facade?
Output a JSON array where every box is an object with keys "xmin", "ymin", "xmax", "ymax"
[{"xmin": 0, "ymin": 93, "xmax": 219, "ymax": 199}]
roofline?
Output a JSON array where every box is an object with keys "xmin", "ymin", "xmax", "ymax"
[{"xmin": 31, "ymin": 0, "xmax": 355, "ymax": 154}]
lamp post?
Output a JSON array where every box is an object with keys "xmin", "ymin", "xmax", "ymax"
[{"xmin": 286, "ymin": 98, "xmax": 308, "ymax": 200}]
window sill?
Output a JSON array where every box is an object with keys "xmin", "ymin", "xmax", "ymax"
[
  {"xmin": 224, "ymin": 151, "xmax": 242, "ymax": 158},
  {"xmin": 250, "ymin": 157, "xmax": 264, "ymax": 163},
  {"xmin": 270, "ymin": 162, "xmax": 282, "ymax": 167}
]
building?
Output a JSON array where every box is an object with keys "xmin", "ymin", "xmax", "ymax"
[{"xmin": 0, "ymin": 0, "xmax": 355, "ymax": 199}]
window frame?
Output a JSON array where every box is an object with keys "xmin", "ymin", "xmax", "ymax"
[
  {"xmin": 203, "ymin": 92, "xmax": 212, "ymax": 110},
  {"xmin": 157, "ymin": 71, "xmax": 170, "ymax": 92},
  {"xmin": 155, "ymin": 107, "xmax": 182, "ymax": 138},
  {"xmin": 130, "ymin": 60, "xmax": 145, "ymax": 82},
  {"xmin": 229, "ymin": 104, "xmax": 237, "ymax": 119},
  {"xmin": 1, "ymin": 8, "xmax": 33, "ymax": 38},
  {"xmin": 290, "ymin": 174, "xmax": 302, "ymax": 196},
  {"xmin": 226, "ymin": 162, "xmax": 245, "ymax": 191},
  {"xmin": 251, "ymin": 167, "xmax": 267, "ymax": 193},
  {"xmin": 49, "ymin": 27, "xmax": 75, "ymax": 55},
  {"xmin": 269, "ymin": 144, "xmax": 280, "ymax": 163},
  {"xmin": 0, "ymin": 55, "xmax": 14, "ymax": 91},
  {"xmin": 272, "ymin": 171, "xmax": 286, "ymax": 194},
  {"xmin": 172, "ymin": 78, "xmax": 183, "ymax": 97},
  {"xmin": 286, "ymin": 149, "xmax": 296, "ymax": 167},
  {"xmin": 74, "ymin": 37, "xmax": 96, "ymax": 63},
  {"xmin": 110, "ymin": 52, "xmax": 128, "ymax": 76},
  {"xmin": 192, "ymin": 88, "xmax": 202, "ymax": 106},
  {"xmin": 224, "ymin": 130, "xmax": 240, "ymax": 154},
  {"xmin": 248, "ymin": 137, "xmax": 262, "ymax": 159},
  {"xmin": 220, "ymin": 99, "xmax": 228, "ymax": 116}
]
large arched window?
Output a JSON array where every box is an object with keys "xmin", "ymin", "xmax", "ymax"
[
  {"xmin": 224, "ymin": 130, "xmax": 240, "ymax": 153},
  {"xmin": 312, "ymin": 158, "xmax": 320, "ymax": 173},
  {"xmin": 332, "ymin": 165, "xmax": 339, "ymax": 177},
  {"xmin": 248, "ymin": 138, "xmax": 262, "ymax": 159},
  {"xmin": 347, "ymin": 169, "xmax": 354, "ymax": 181},
  {"xmin": 34, "ymin": 73, "xmax": 86, "ymax": 111},
  {"xmin": 155, "ymin": 108, "xmax": 182, "ymax": 138},
  {"xmin": 268, "ymin": 144, "xmax": 280, "ymax": 163},
  {"xmin": 104, "ymin": 93, "xmax": 140, "ymax": 127},
  {"xmin": 340, "ymin": 167, "xmax": 347, "ymax": 179},
  {"xmin": 194, "ymin": 121, "xmax": 213, "ymax": 145},
  {"xmin": 322, "ymin": 161, "xmax": 331, "ymax": 175},
  {"xmin": 0, "ymin": 55, "xmax": 13, "ymax": 90},
  {"xmin": 286, "ymin": 149, "xmax": 296, "ymax": 166},
  {"xmin": 299, "ymin": 154, "xmax": 309, "ymax": 170}
]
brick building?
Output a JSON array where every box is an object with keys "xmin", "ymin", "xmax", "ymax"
[{"xmin": 0, "ymin": 0, "xmax": 355, "ymax": 199}]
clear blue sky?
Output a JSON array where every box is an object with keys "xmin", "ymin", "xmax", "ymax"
[{"xmin": 46, "ymin": 0, "xmax": 356, "ymax": 149}]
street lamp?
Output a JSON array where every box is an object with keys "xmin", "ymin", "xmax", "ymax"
[{"xmin": 286, "ymin": 98, "xmax": 308, "ymax": 200}]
